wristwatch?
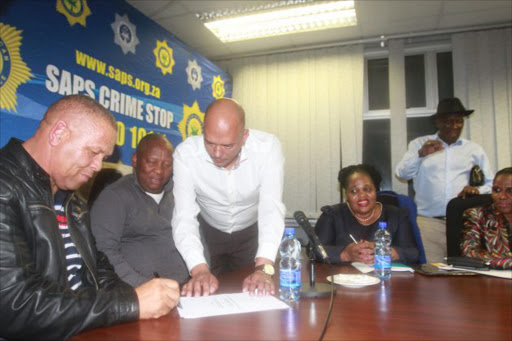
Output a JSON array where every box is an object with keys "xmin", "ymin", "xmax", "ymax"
[{"xmin": 255, "ymin": 264, "xmax": 275, "ymax": 276}]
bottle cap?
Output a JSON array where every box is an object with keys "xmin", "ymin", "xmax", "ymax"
[
  {"xmin": 284, "ymin": 227, "xmax": 296, "ymax": 235},
  {"xmin": 378, "ymin": 222, "xmax": 387, "ymax": 229}
]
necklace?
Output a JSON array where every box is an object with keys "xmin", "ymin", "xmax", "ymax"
[{"xmin": 347, "ymin": 202, "xmax": 382, "ymax": 223}]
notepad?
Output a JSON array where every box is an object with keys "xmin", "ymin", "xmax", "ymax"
[{"xmin": 352, "ymin": 262, "xmax": 415, "ymax": 273}]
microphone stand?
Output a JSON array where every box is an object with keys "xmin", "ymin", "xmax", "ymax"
[{"xmin": 300, "ymin": 244, "xmax": 333, "ymax": 298}]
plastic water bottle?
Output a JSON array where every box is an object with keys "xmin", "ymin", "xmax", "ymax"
[
  {"xmin": 374, "ymin": 222, "xmax": 392, "ymax": 280},
  {"xmin": 279, "ymin": 227, "xmax": 301, "ymax": 301}
]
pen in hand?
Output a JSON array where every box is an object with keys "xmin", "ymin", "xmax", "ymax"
[
  {"xmin": 154, "ymin": 272, "xmax": 183, "ymax": 310},
  {"xmin": 349, "ymin": 234, "xmax": 359, "ymax": 244}
]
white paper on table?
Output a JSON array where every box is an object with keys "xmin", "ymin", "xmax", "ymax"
[
  {"xmin": 177, "ymin": 292, "xmax": 290, "ymax": 319},
  {"xmin": 352, "ymin": 262, "xmax": 415, "ymax": 273},
  {"xmin": 432, "ymin": 263, "xmax": 512, "ymax": 279}
]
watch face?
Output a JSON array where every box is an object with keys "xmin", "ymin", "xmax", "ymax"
[{"xmin": 263, "ymin": 264, "xmax": 275, "ymax": 276}]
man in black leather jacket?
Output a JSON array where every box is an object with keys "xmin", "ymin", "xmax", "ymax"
[{"xmin": 0, "ymin": 95, "xmax": 180, "ymax": 340}]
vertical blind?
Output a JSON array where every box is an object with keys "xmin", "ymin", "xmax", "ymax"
[
  {"xmin": 220, "ymin": 45, "xmax": 364, "ymax": 217},
  {"xmin": 217, "ymin": 27, "xmax": 510, "ymax": 217},
  {"xmin": 452, "ymin": 28, "xmax": 512, "ymax": 171}
]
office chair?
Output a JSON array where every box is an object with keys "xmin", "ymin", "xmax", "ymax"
[
  {"xmin": 445, "ymin": 194, "xmax": 493, "ymax": 257},
  {"xmin": 377, "ymin": 191, "xmax": 426, "ymax": 264}
]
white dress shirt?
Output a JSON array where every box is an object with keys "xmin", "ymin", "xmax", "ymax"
[
  {"xmin": 172, "ymin": 129, "xmax": 286, "ymax": 270},
  {"xmin": 395, "ymin": 133, "xmax": 494, "ymax": 217}
]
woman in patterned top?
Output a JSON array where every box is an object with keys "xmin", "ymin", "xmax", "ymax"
[{"xmin": 461, "ymin": 167, "xmax": 512, "ymax": 269}]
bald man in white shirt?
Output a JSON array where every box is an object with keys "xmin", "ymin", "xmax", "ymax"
[{"xmin": 172, "ymin": 98, "xmax": 285, "ymax": 297}]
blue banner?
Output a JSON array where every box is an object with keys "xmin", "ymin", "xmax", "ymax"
[{"xmin": 0, "ymin": 0, "xmax": 232, "ymax": 165}]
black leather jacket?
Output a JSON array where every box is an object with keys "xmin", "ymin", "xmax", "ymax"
[{"xmin": 0, "ymin": 139, "xmax": 139, "ymax": 340}]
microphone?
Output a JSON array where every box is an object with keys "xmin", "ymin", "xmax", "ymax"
[{"xmin": 293, "ymin": 211, "xmax": 330, "ymax": 263}]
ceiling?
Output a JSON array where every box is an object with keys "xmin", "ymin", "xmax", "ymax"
[{"xmin": 127, "ymin": 0, "xmax": 512, "ymax": 61}]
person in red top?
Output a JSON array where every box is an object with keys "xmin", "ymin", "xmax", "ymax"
[{"xmin": 461, "ymin": 167, "xmax": 512, "ymax": 269}]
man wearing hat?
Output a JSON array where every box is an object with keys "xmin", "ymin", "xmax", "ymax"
[{"xmin": 395, "ymin": 97, "xmax": 494, "ymax": 262}]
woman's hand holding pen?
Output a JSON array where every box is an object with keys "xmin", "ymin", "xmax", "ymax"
[{"xmin": 341, "ymin": 237, "xmax": 375, "ymax": 264}]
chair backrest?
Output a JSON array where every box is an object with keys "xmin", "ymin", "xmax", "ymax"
[
  {"xmin": 445, "ymin": 194, "xmax": 493, "ymax": 257},
  {"xmin": 377, "ymin": 190, "xmax": 426, "ymax": 264}
]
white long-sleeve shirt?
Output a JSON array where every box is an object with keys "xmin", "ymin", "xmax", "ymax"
[
  {"xmin": 172, "ymin": 129, "xmax": 286, "ymax": 271},
  {"xmin": 395, "ymin": 134, "xmax": 494, "ymax": 217}
]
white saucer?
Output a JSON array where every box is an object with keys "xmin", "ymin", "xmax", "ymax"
[{"xmin": 327, "ymin": 274, "xmax": 381, "ymax": 287}]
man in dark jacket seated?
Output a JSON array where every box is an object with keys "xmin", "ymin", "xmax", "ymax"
[{"xmin": 0, "ymin": 95, "xmax": 180, "ymax": 340}]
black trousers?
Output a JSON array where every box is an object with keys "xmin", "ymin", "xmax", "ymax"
[{"xmin": 199, "ymin": 215, "xmax": 258, "ymax": 276}]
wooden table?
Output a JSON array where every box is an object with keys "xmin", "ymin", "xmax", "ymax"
[{"xmin": 71, "ymin": 263, "xmax": 512, "ymax": 340}]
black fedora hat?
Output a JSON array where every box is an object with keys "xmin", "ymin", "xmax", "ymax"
[{"xmin": 432, "ymin": 97, "xmax": 474, "ymax": 119}]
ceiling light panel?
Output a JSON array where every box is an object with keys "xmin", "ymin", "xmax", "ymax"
[{"xmin": 198, "ymin": 0, "xmax": 357, "ymax": 43}]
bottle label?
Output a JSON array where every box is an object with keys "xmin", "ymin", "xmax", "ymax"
[
  {"xmin": 279, "ymin": 269, "xmax": 301, "ymax": 289},
  {"xmin": 374, "ymin": 255, "xmax": 391, "ymax": 269}
]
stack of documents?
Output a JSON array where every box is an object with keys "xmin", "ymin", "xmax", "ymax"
[{"xmin": 431, "ymin": 263, "xmax": 512, "ymax": 279}]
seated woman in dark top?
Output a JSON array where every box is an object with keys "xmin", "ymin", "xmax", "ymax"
[
  {"xmin": 461, "ymin": 167, "xmax": 512, "ymax": 269},
  {"xmin": 314, "ymin": 164, "xmax": 419, "ymax": 264}
]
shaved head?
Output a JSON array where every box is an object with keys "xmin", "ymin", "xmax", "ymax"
[
  {"xmin": 203, "ymin": 98, "xmax": 248, "ymax": 169},
  {"xmin": 204, "ymin": 98, "xmax": 245, "ymax": 133},
  {"xmin": 136, "ymin": 133, "xmax": 173, "ymax": 159}
]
